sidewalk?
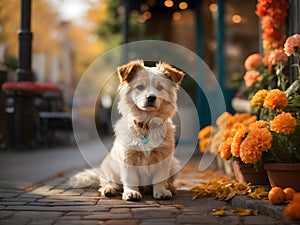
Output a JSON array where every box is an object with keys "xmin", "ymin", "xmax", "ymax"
[{"xmin": 0, "ymin": 140, "xmax": 299, "ymax": 225}]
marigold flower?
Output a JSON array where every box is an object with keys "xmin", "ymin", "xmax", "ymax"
[
  {"xmin": 284, "ymin": 34, "xmax": 300, "ymax": 56},
  {"xmin": 231, "ymin": 126, "xmax": 248, "ymax": 157},
  {"xmin": 250, "ymin": 89, "xmax": 268, "ymax": 106},
  {"xmin": 263, "ymin": 89, "xmax": 288, "ymax": 110},
  {"xmin": 268, "ymin": 49, "xmax": 288, "ymax": 65},
  {"xmin": 198, "ymin": 126, "xmax": 213, "ymax": 140},
  {"xmin": 244, "ymin": 53, "xmax": 261, "ymax": 70},
  {"xmin": 218, "ymin": 137, "xmax": 233, "ymax": 160},
  {"xmin": 249, "ymin": 120, "xmax": 268, "ymax": 129},
  {"xmin": 271, "ymin": 112, "xmax": 297, "ymax": 134},
  {"xmin": 240, "ymin": 127, "xmax": 272, "ymax": 164},
  {"xmin": 216, "ymin": 112, "xmax": 232, "ymax": 127},
  {"xmin": 244, "ymin": 71, "xmax": 261, "ymax": 87}
]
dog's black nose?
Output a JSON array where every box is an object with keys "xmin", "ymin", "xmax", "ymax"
[{"xmin": 146, "ymin": 95, "xmax": 156, "ymax": 103}]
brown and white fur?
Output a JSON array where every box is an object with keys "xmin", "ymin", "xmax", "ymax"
[{"xmin": 69, "ymin": 60, "xmax": 185, "ymax": 201}]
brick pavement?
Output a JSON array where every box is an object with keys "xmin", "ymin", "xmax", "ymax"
[{"xmin": 1, "ymin": 163, "xmax": 300, "ymax": 225}]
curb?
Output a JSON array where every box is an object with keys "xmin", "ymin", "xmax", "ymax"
[{"xmin": 230, "ymin": 195, "xmax": 300, "ymax": 224}]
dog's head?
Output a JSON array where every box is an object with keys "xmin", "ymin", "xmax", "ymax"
[{"xmin": 117, "ymin": 60, "xmax": 184, "ymax": 120}]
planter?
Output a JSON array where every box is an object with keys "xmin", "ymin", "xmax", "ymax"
[
  {"xmin": 264, "ymin": 163, "xmax": 300, "ymax": 191},
  {"xmin": 232, "ymin": 160, "xmax": 270, "ymax": 185}
]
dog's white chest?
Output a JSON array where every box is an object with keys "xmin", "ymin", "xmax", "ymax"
[{"xmin": 114, "ymin": 118, "xmax": 169, "ymax": 152}]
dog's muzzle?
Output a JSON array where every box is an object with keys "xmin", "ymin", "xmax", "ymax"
[{"xmin": 145, "ymin": 94, "xmax": 156, "ymax": 107}]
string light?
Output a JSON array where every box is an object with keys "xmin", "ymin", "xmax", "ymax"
[
  {"xmin": 179, "ymin": 2, "xmax": 188, "ymax": 10},
  {"xmin": 173, "ymin": 12, "xmax": 182, "ymax": 20},
  {"xmin": 143, "ymin": 11, "xmax": 152, "ymax": 20},
  {"xmin": 209, "ymin": 3, "xmax": 218, "ymax": 12},
  {"xmin": 232, "ymin": 14, "xmax": 242, "ymax": 23},
  {"xmin": 164, "ymin": 0, "xmax": 174, "ymax": 7}
]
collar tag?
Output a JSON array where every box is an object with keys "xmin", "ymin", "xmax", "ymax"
[{"xmin": 140, "ymin": 136, "xmax": 148, "ymax": 143}]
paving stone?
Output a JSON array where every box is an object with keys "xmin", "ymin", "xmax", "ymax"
[
  {"xmin": 2, "ymin": 197, "xmax": 36, "ymax": 202},
  {"xmin": 132, "ymin": 207, "xmax": 178, "ymax": 219},
  {"xmin": 139, "ymin": 219, "xmax": 177, "ymax": 225},
  {"xmin": 43, "ymin": 177, "xmax": 66, "ymax": 187},
  {"xmin": 83, "ymin": 212, "xmax": 132, "ymax": 220},
  {"xmin": 177, "ymin": 215, "xmax": 221, "ymax": 224},
  {"xmin": 105, "ymin": 220, "xmax": 139, "ymax": 225},
  {"xmin": 99, "ymin": 201, "xmax": 160, "ymax": 208},
  {"xmin": 28, "ymin": 220, "xmax": 55, "ymax": 225},
  {"xmin": 31, "ymin": 185, "xmax": 52, "ymax": 193},
  {"xmin": 48, "ymin": 201, "xmax": 96, "ymax": 206},
  {"xmin": 6, "ymin": 205, "xmax": 110, "ymax": 212},
  {"xmin": 18, "ymin": 193, "xmax": 43, "ymax": 198},
  {"xmin": 241, "ymin": 215, "xmax": 279, "ymax": 225},
  {"xmin": 0, "ymin": 193, "xmax": 20, "ymax": 198},
  {"xmin": 109, "ymin": 208, "xmax": 131, "ymax": 213},
  {"xmin": 54, "ymin": 220, "xmax": 100, "ymax": 225},
  {"xmin": 56, "ymin": 190, "xmax": 83, "ymax": 196},
  {"xmin": 42, "ymin": 195, "xmax": 98, "ymax": 202},
  {"xmin": 28, "ymin": 202, "xmax": 50, "ymax": 206},
  {"xmin": 0, "ymin": 201, "xmax": 28, "ymax": 206},
  {"xmin": 220, "ymin": 216, "xmax": 242, "ymax": 225},
  {"xmin": 60, "ymin": 215, "xmax": 82, "ymax": 220},
  {"xmin": 0, "ymin": 210, "xmax": 15, "ymax": 219},
  {"xmin": 13, "ymin": 211, "xmax": 63, "ymax": 219},
  {"xmin": 44, "ymin": 189, "xmax": 64, "ymax": 195},
  {"xmin": 0, "ymin": 219, "xmax": 30, "ymax": 225},
  {"xmin": 81, "ymin": 192, "xmax": 99, "ymax": 197}
]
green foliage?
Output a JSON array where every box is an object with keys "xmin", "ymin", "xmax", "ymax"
[
  {"xmin": 1, "ymin": 55, "xmax": 18, "ymax": 70},
  {"xmin": 95, "ymin": 0, "xmax": 147, "ymax": 49}
]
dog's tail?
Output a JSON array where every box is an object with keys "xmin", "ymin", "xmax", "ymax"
[{"xmin": 69, "ymin": 168, "xmax": 100, "ymax": 188}]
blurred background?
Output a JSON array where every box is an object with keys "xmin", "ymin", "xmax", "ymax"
[{"xmin": 0, "ymin": 0, "xmax": 260, "ymax": 149}]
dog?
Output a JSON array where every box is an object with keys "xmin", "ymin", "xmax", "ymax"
[{"xmin": 70, "ymin": 60, "xmax": 185, "ymax": 201}]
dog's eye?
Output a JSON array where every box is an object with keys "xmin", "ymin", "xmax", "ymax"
[
  {"xmin": 136, "ymin": 84, "xmax": 144, "ymax": 90},
  {"xmin": 157, "ymin": 84, "xmax": 164, "ymax": 91}
]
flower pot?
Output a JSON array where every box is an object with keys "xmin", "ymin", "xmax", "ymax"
[
  {"xmin": 232, "ymin": 160, "xmax": 270, "ymax": 185},
  {"xmin": 264, "ymin": 163, "xmax": 300, "ymax": 191}
]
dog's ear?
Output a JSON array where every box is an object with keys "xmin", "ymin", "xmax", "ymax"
[
  {"xmin": 156, "ymin": 62, "xmax": 185, "ymax": 85},
  {"xmin": 117, "ymin": 60, "xmax": 144, "ymax": 83}
]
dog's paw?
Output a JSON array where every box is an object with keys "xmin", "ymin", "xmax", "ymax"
[
  {"xmin": 153, "ymin": 189, "xmax": 172, "ymax": 200},
  {"xmin": 98, "ymin": 186, "xmax": 117, "ymax": 197},
  {"xmin": 122, "ymin": 190, "xmax": 142, "ymax": 201}
]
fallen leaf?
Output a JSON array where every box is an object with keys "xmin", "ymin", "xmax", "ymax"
[
  {"xmin": 211, "ymin": 207, "xmax": 226, "ymax": 216},
  {"xmin": 248, "ymin": 187, "xmax": 268, "ymax": 200}
]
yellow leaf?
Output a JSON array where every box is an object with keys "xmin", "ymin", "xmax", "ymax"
[
  {"xmin": 211, "ymin": 207, "xmax": 226, "ymax": 216},
  {"xmin": 230, "ymin": 207, "xmax": 259, "ymax": 216}
]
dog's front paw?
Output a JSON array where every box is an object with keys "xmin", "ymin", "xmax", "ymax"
[
  {"xmin": 98, "ymin": 186, "xmax": 117, "ymax": 197},
  {"xmin": 153, "ymin": 189, "xmax": 172, "ymax": 200},
  {"xmin": 122, "ymin": 190, "xmax": 142, "ymax": 201}
]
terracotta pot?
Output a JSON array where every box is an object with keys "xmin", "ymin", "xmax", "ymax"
[
  {"xmin": 232, "ymin": 160, "xmax": 270, "ymax": 185},
  {"xmin": 264, "ymin": 163, "xmax": 300, "ymax": 191}
]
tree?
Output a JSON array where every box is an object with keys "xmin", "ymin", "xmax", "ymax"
[{"xmin": 87, "ymin": 0, "xmax": 146, "ymax": 50}]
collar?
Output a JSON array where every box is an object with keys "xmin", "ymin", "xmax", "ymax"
[{"xmin": 134, "ymin": 120, "xmax": 149, "ymax": 129}]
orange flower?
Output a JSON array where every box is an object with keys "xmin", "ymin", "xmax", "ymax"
[
  {"xmin": 240, "ymin": 127, "xmax": 272, "ymax": 164},
  {"xmin": 198, "ymin": 126, "xmax": 213, "ymax": 153},
  {"xmin": 244, "ymin": 53, "xmax": 261, "ymax": 70},
  {"xmin": 244, "ymin": 71, "xmax": 261, "ymax": 87},
  {"xmin": 271, "ymin": 112, "xmax": 297, "ymax": 134},
  {"xmin": 263, "ymin": 89, "xmax": 288, "ymax": 110},
  {"xmin": 249, "ymin": 120, "xmax": 268, "ymax": 129},
  {"xmin": 284, "ymin": 34, "xmax": 300, "ymax": 56},
  {"xmin": 216, "ymin": 112, "xmax": 232, "ymax": 127},
  {"xmin": 250, "ymin": 89, "xmax": 268, "ymax": 106},
  {"xmin": 218, "ymin": 137, "xmax": 233, "ymax": 160},
  {"xmin": 198, "ymin": 126, "xmax": 213, "ymax": 140},
  {"xmin": 231, "ymin": 126, "xmax": 248, "ymax": 157}
]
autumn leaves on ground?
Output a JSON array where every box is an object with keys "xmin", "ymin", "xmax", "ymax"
[{"xmin": 179, "ymin": 165, "xmax": 300, "ymax": 221}]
